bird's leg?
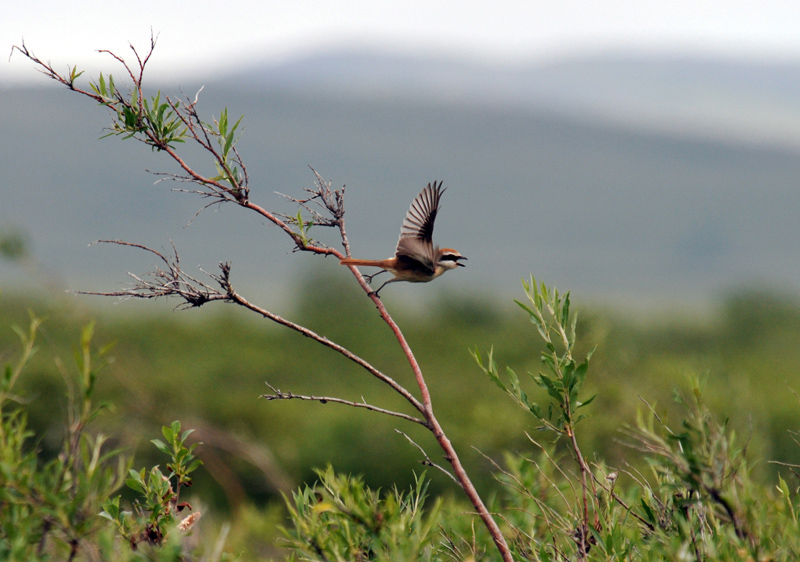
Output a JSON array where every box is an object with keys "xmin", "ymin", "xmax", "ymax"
[
  {"xmin": 363, "ymin": 269, "xmax": 388, "ymax": 284},
  {"xmin": 368, "ymin": 278, "xmax": 396, "ymax": 298}
]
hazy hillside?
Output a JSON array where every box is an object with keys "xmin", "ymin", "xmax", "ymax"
[
  {"xmin": 239, "ymin": 50, "xmax": 800, "ymax": 148},
  {"xmin": 3, "ymin": 51, "xmax": 800, "ymax": 310}
]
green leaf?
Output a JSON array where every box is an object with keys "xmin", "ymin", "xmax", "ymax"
[
  {"xmin": 506, "ymin": 365, "xmax": 519, "ymax": 388},
  {"xmin": 219, "ymin": 108, "xmax": 228, "ymax": 137},
  {"xmin": 222, "ymin": 114, "xmax": 243, "ymax": 158},
  {"xmin": 537, "ymin": 374, "xmax": 563, "ymax": 402},
  {"xmin": 569, "ymin": 311, "xmax": 578, "ymax": 345},
  {"xmin": 514, "ymin": 299, "xmax": 535, "ymax": 317},
  {"xmin": 125, "ymin": 472, "xmax": 145, "ymax": 494},
  {"xmin": 561, "ymin": 359, "xmax": 575, "ymax": 389},
  {"xmin": 560, "ymin": 292, "xmax": 571, "ymax": 328},
  {"xmin": 100, "ymin": 496, "xmax": 121, "ymax": 520},
  {"xmin": 640, "ymin": 498, "xmax": 656, "ymax": 524},
  {"xmin": 151, "ymin": 438, "xmax": 169, "ymax": 455},
  {"xmin": 574, "ymin": 356, "xmax": 590, "ymax": 384},
  {"xmin": 588, "ymin": 525, "xmax": 604, "ymax": 554},
  {"xmin": 539, "ymin": 542, "xmax": 551, "ymax": 562}
]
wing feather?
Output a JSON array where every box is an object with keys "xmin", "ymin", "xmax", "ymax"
[{"xmin": 395, "ymin": 181, "xmax": 445, "ymax": 267}]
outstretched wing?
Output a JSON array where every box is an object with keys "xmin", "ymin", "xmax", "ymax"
[
  {"xmin": 395, "ymin": 181, "xmax": 444, "ymax": 270},
  {"xmin": 400, "ymin": 181, "xmax": 443, "ymax": 242}
]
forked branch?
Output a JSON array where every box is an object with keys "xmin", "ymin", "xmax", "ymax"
[
  {"xmin": 76, "ymin": 240, "xmax": 226, "ymax": 308},
  {"xmin": 13, "ymin": 39, "xmax": 514, "ymax": 562}
]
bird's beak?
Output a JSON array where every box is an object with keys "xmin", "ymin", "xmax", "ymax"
[{"xmin": 456, "ymin": 256, "xmax": 467, "ymax": 267}]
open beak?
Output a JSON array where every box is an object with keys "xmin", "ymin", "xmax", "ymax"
[{"xmin": 456, "ymin": 256, "xmax": 467, "ymax": 267}]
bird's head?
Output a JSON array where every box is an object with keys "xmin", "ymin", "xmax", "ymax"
[{"xmin": 437, "ymin": 248, "xmax": 467, "ymax": 270}]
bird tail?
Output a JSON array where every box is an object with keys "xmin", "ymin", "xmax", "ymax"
[{"xmin": 340, "ymin": 258, "xmax": 394, "ymax": 268}]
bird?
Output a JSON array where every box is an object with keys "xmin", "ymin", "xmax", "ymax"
[{"xmin": 340, "ymin": 181, "xmax": 467, "ymax": 295}]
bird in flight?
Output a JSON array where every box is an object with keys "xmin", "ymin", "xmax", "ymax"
[{"xmin": 340, "ymin": 181, "xmax": 467, "ymax": 295}]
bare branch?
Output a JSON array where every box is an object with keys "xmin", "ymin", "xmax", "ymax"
[
  {"xmin": 395, "ymin": 430, "xmax": 459, "ymax": 484},
  {"xmin": 638, "ymin": 395, "xmax": 677, "ymax": 436},
  {"xmin": 10, "ymin": 41, "xmax": 95, "ymax": 94},
  {"xmin": 262, "ymin": 383, "xmax": 427, "ymax": 426},
  {"xmin": 524, "ymin": 435, "xmax": 578, "ymax": 510},
  {"xmin": 275, "ymin": 169, "xmax": 345, "ymax": 229},
  {"xmin": 214, "ymin": 267, "xmax": 426, "ymax": 416},
  {"xmin": 476, "ymin": 448, "xmax": 567, "ymax": 536},
  {"xmin": 74, "ymin": 240, "xmax": 226, "ymax": 308},
  {"xmin": 587, "ymin": 465, "xmax": 655, "ymax": 532}
]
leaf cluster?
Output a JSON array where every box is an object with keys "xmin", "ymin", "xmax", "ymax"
[
  {"xmin": 90, "ymin": 73, "xmax": 186, "ymax": 150},
  {"xmin": 0, "ymin": 318, "xmax": 214, "ymax": 561},
  {"xmin": 101, "ymin": 420, "xmax": 203, "ymax": 550},
  {"xmin": 13, "ymin": 38, "xmax": 250, "ymax": 207},
  {"xmin": 0, "ymin": 317, "xmax": 128, "ymax": 561},
  {"xmin": 473, "ymin": 276, "xmax": 595, "ymax": 437},
  {"xmin": 283, "ymin": 466, "xmax": 443, "ymax": 562}
]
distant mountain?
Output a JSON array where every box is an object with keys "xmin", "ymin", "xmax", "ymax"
[
  {"xmin": 3, "ymin": 51, "xmax": 800, "ymax": 311},
  {"xmin": 225, "ymin": 50, "xmax": 800, "ymax": 150}
]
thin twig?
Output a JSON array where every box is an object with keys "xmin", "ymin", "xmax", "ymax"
[
  {"xmin": 525, "ymin": 435, "xmax": 578, "ymax": 510},
  {"xmin": 218, "ymin": 276, "xmax": 424, "ymax": 416},
  {"xmin": 262, "ymin": 383, "xmax": 427, "ymax": 427},
  {"xmin": 475, "ymin": 447, "xmax": 566, "ymax": 537},
  {"xmin": 395, "ymin": 430, "xmax": 459, "ymax": 484},
  {"xmin": 588, "ymin": 466, "xmax": 655, "ymax": 532},
  {"xmin": 74, "ymin": 240, "xmax": 225, "ymax": 308}
]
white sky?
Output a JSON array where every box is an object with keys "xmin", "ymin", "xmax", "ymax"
[{"xmin": 5, "ymin": 1, "xmax": 800, "ymax": 84}]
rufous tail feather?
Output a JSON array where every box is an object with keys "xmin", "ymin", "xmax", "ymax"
[{"xmin": 340, "ymin": 258, "xmax": 395, "ymax": 268}]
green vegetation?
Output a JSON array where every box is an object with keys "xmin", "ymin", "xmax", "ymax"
[
  {"xmin": 4, "ymin": 282, "xmax": 800, "ymax": 499},
  {"xmin": 3, "ymin": 281, "xmax": 800, "ymax": 560},
  {"xmin": 7, "ymin": 37, "xmax": 800, "ymax": 560}
]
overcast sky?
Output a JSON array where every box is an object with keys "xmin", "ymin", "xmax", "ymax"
[{"xmin": 5, "ymin": 1, "xmax": 800, "ymax": 84}]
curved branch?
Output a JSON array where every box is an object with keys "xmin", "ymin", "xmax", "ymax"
[
  {"xmin": 218, "ymin": 274, "xmax": 425, "ymax": 417},
  {"xmin": 241, "ymin": 200, "xmax": 340, "ymax": 256},
  {"xmin": 357, "ymin": 272, "xmax": 514, "ymax": 561}
]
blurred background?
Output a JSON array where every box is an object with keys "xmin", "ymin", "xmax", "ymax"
[{"xmin": 3, "ymin": 0, "xmax": 800, "ymax": 536}]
